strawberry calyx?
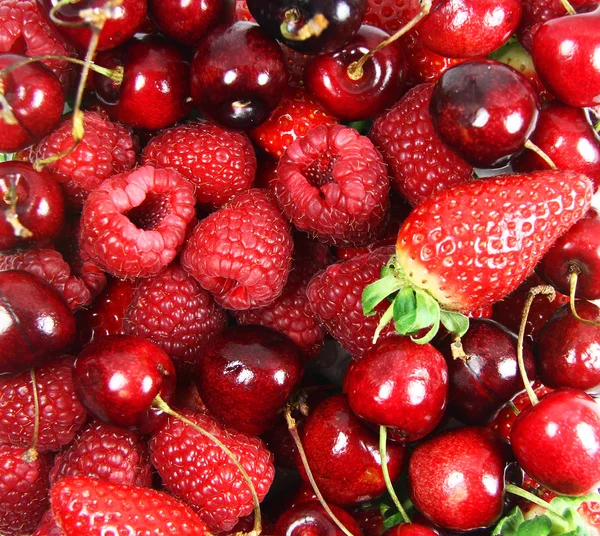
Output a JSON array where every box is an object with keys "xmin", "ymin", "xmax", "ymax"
[{"xmin": 362, "ymin": 254, "xmax": 469, "ymax": 345}]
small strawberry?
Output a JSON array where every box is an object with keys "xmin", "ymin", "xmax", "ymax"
[
  {"xmin": 364, "ymin": 0, "xmax": 424, "ymax": 34},
  {"xmin": 50, "ymin": 476, "xmax": 211, "ymax": 535},
  {"xmin": 363, "ymin": 170, "xmax": 593, "ymax": 344}
]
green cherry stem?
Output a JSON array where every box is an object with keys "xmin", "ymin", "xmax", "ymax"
[
  {"xmin": 569, "ymin": 266, "xmax": 600, "ymax": 327},
  {"xmin": 559, "ymin": 0, "xmax": 577, "ymax": 15},
  {"xmin": 523, "ymin": 140, "xmax": 557, "ymax": 170},
  {"xmin": 505, "ymin": 484, "xmax": 566, "ymax": 520},
  {"xmin": 379, "ymin": 426, "xmax": 411, "ymax": 525},
  {"xmin": 23, "ymin": 368, "xmax": 40, "ymax": 463}
]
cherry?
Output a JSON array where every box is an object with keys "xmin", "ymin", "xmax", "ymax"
[
  {"xmin": 532, "ymin": 7, "xmax": 600, "ymax": 108},
  {"xmin": 408, "ymin": 426, "xmax": 511, "ymax": 532},
  {"xmin": 72, "ymin": 334, "xmax": 176, "ymax": 433},
  {"xmin": 94, "ymin": 35, "xmax": 191, "ymax": 130},
  {"xmin": 303, "ymin": 25, "xmax": 405, "ymax": 122},
  {"xmin": 383, "ymin": 524, "xmax": 439, "ymax": 536},
  {"xmin": 345, "ymin": 336, "xmax": 448, "ymax": 442},
  {"xmin": 149, "ymin": 0, "xmax": 234, "ymax": 45},
  {"xmin": 298, "ymin": 394, "xmax": 407, "ymax": 505},
  {"xmin": 511, "ymin": 388, "xmax": 600, "ymax": 496},
  {"xmin": 417, "ymin": 0, "xmax": 522, "ymax": 58},
  {"xmin": 514, "ymin": 102, "xmax": 600, "ymax": 190},
  {"xmin": 0, "ymin": 54, "xmax": 64, "ymax": 153},
  {"xmin": 440, "ymin": 319, "xmax": 537, "ymax": 425},
  {"xmin": 0, "ymin": 162, "xmax": 65, "ymax": 252},
  {"xmin": 0, "ymin": 270, "xmax": 76, "ymax": 374},
  {"xmin": 246, "ymin": 0, "xmax": 367, "ymax": 55},
  {"xmin": 429, "ymin": 59, "xmax": 540, "ymax": 168},
  {"xmin": 274, "ymin": 501, "xmax": 364, "ymax": 536},
  {"xmin": 194, "ymin": 325, "xmax": 305, "ymax": 436},
  {"xmin": 190, "ymin": 22, "xmax": 288, "ymax": 129},
  {"xmin": 536, "ymin": 301, "xmax": 600, "ymax": 393}
]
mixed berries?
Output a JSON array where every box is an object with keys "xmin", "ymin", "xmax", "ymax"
[{"xmin": 0, "ymin": 0, "xmax": 600, "ymax": 535}]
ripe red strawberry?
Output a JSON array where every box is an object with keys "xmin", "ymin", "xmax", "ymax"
[
  {"xmin": 81, "ymin": 165, "xmax": 196, "ymax": 279},
  {"xmin": 0, "ymin": 357, "xmax": 87, "ymax": 452},
  {"xmin": 364, "ymin": 0, "xmax": 423, "ymax": 34},
  {"xmin": 250, "ymin": 87, "xmax": 337, "ymax": 159},
  {"xmin": 49, "ymin": 421, "xmax": 152, "ymax": 488},
  {"xmin": 181, "ymin": 188, "xmax": 293, "ymax": 310},
  {"xmin": 149, "ymin": 408, "xmax": 275, "ymax": 532},
  {"xmin": 363, "ymin": 170, "xmax": 593, "ymax": 343},
  {"xmin": 141, "ymin": 121, "xmax": 257, "ymax": 209},
  {"xmin": 275, "ymin": 124, "xmax": 390, "ymax": 246},
  {"xmin": 1, "ymin": 444, "xmax": 52, "ymax": 536},
  {"xmin": 50, "ymin": 476, "xmax": 211, "ymax": 535},
  {"xmin": 369, "ymin": 83, "xmax": 474, "ymax": 207}
]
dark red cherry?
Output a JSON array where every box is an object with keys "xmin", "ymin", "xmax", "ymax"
[
  {"xmin": 536, "ymin": 301, "xmax": 600, "ymax": 393},
  {"xmin": 418, "ymin": 0, "xmax": 522, "ymax": 58},
  {"xmin": 73, "ymin": 334, "xmax": 176, "ymax": 433},
  {"xmin": 383, "ymin": 524, "xmax": 440, "ymax": 536},
  {"xmin": 345, "ymin": 336, "xmax": 448, "ymax": 442},
  {"xmin": 94, "ymin": 35, "xmax": 191, "ymax": 130},
  {"xmin": 511, "ymin": 388, "xmax": 600, "ymax": 495},
  {"xmin": 246, "ymin": 0, "xmax": 367, "ymax": 55},
  {"xmin": 514, "ymin": 103, "xmax": 600, "ymax": 190},
  {"xmin": 194, "ymin": 325, "xmax": 304, "ymax": 436},
  {"xmin": 298, "ymin": 394, "xmax": 407, "ymax": 505},
  {"xmin": 440, "ymin": 319, "xmax": 536, "ymax": 425},
  {"xmin": 149, "ymin": 0, "xmax": 234, "ymax": 45},
  {"xmin": 408, "ymin": 427, "xmax": 510, "ymax": 531},
  {"xmin": 38, "ymin": 0, "xmax": 147, "ymax": 51},
  {"xmin": 0, "ymin": 54, "xmax": 64, "ymax": 153},
  {"xmin": 0, "ymin": 270, "xmax": 75, "ymax": 374},
  {"xmin": 303, "ymin": 25, "xmax": 405, "ymax": 122},
  {"xmin": 275, "ymin": 501, "xmax": 363, "ymax": 536},
  {"xmin": 532, "ymin": 8, "xmax": 600, "ymax": 108},
  {"xmin": 190, "ymin": 22, "xmax": 288, "ymax": 129},
  {"xmin": 430, "ymin": 59, "xmax": 540, "ymax": 168},
  {"xmin": 0, "ymin": 162, "xmax": 65, "ymax": 252}
]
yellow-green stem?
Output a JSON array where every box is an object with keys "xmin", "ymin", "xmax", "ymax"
[
  {"xmin": 569, "ymin": 267, "xmax": 600, "ymax": 327},
  {"xmin": 379, "ymin": 426, "xmax": 410, "ymax": 525}
]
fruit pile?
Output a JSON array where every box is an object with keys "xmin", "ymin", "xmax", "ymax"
[{"xmin": 1, "ymin": 0, "xmax": 600, "ymax": 535}]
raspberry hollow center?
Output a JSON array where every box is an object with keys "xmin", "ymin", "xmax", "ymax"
[
  {"xmin": 304, "ymin": 151, "xmax": 338, "ymax": 189},
  {"xmin": 126, "ymin": 193, "xmax": 172, "ymax": 231}
]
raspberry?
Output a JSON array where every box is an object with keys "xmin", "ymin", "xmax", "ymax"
[
  {"xmin": 149, "ymin": 409, "xmax": 275, "ymax": 533},
  {"xmin": 123, "ymin": 263, "xmax": 228, "ymax": 373},
  {"xmin": 0, "ymin": 0, "xmax": 76, "ymax": 89},
  {"xmin": 142, "ymin": 121, "xmax": 257, "ymax": 209},
  {"xmin": 81, "ymin": 165, "xmax": 196, "ymax": 279},
  {"xmin": 306, "ymin": 248, "xmax": 398, "ymax": 360},
  {"xmin": 0, "ymin": 444, "xmax": 52, "ymax": 536},
  {"xmin": 369, "ymin": 83, "xmax": 473, "ymax": 207},
  {"xmin": 49, "ymin": 421, "xmax": 152, "ymax": 488},
  {"xmin": 181, "ymin": 189, "xmax": 293, "ymax": 310},
  {"xmin": 0, "ymin": 357, "xmax": 87, "ymax": 452},
  {"xmin": 0, "ymin": 248, "xmax": 101, "ymax": 310},
  {"xmin": 29, "ymin": 111, "xmax": 137, "ymax": 208},
  {"xmin": 275, "ymin": 124, "xmax": 390, "ymax": 246}
]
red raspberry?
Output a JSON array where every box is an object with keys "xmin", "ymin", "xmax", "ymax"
[
  {"xmin": 306, "ymin": 248, "xmax": 397, "ymax": 360},
  {"xmin": 149, "ymin": 409, "xmax": 275, "ymax": 533},
  {"xmin": 181, "ymin": 189, "xmax": 293, "ymax": 310},
  {"xmin": 29, "ymin": 111, "xmax": 137, "ymax": 208},
  {"xmin": 0, "ymin": 0, "xmax": 75, "ymax": 89},
  {"xmin": 275, "ymin": 124, "xmax": 390, "ymax": 246},
  {"xmin": 0, "ymin": 248, "xmax": 102, "ymax": 310},
  {"xmin": 0, "ymin": 444, "xmax": 52, "ymax": 536},
  {"xmin": 369, "ymin": 83, "xmax": 473, "ymax": 207},
  {"xmin": 123, "ymin": 262, "xmax": 228, "ymax": 373},
  {"xmin": 142, "ymin": 121, "xmax": 257, "ymax": 209},
  {"xmin": 49, "ymin": 421, "xmax": 152, "ymax": 488},
  {"xmin": 0, "ymin": 357, "xmax": 87, "ymax": 452},
  {"xmin": 250, "ymin": 87, "xmax": 337, "ymax": 159},
  {"xmin": 81, "ymin": 165, "xmax": 196, "ymax": 279}
]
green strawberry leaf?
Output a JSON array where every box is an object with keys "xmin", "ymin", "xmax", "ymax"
[
  {"xmin": 382, "ymin": 512, "xmax": 406, "ymax": 530},
  {"xmin": 515, "ymin": 516, "xmax": 553, "ymax": 536},
  {"xmin": 410, "ymin": 317, "xmax": 440, "ymax": 345},
  {"xmin": 493, "ymin": 507, "xmax": 525, "ymax": 536},
  {"xmin": 393, "ymin": 288, "xmax": 418, "ymax": 333},
  {"xmin": 551, "ymin": 494, "xmax": 600, "ymax": 514},
  {"xmin": 409, "ymin": 288, "xmax": 440, "ymax": 332},
  {"xmin": 439, "ymin": 309, "xmax": 470, "ymax": 338},
  {"xmin": 362, "ymin": 274, "xmax": 404, "ymax": 316}
]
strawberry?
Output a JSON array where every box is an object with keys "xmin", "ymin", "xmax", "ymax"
[
  {"xmin": 363, "ymin": 170, "xmax": 593, "ymax": 344},
  {"xmin": 50, "ymin": 476, "xmax": 211, "ymax": 535}
]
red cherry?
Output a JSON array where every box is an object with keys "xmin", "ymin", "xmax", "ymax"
[
  {"xmin": 383, "ymin": 524, "xmax": 440, "ymax": 536},
  {"xmin": 274, "ymin": 501, "xmax": 363, "ymax": 536},
  {"xmin": 511, "ymin": 388, "xmax": 600, "ymax": 496}
]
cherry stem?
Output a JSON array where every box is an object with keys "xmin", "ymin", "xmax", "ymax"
[
  {"xmin": 1, "ymin": 175, "xmax": 33, "ymax": 239},
  {"xmin": 560, "ymin": 0, "xmax": 577, "ymax": 14},
  {"xmin": 505, "ymin": 484, "xmax": 565, "ymax": 519},
  {"xmin": 153, "ymin": 394, "xmax": 262, "ymax": 536},
  {"xmin": 284, "ymin": 405, "xmax": 355, "ymax": 536},
  {"xmin": 347, "ymin": 0, "xmax": 432, "ymax": 81},
  {"xmin": 23, "ymin": 368, "xmax": 40, "ymax": 463},
  {"xmin": 450, "ymin": 335, "xmax": 468, "ymax": 361},
  {"xmin": 0, "ymin": 89, "xmax": 18, "ymax": 126},
  {"xmin": 568, "ymin": 267, "xmax": 600, "ymax": 327},
  {"xmin": 517, "ymin": 285, "xmax": 555, "ymax": 406},
  {"xmin": 50, "ymin": 0, "xmax": 124, "ymax": 29},
  {"xmin": 507, "ymin": 400, "xmax": 520, "ymax": 416},
  {"xmin": 523, "ymin": 140, "xmax": 557, "ymax": 170},
  {"xmin": 379, "ymin": 426, "xmax": 411, "ymax": 524},
  {"xmin": 280, "ymin": 10, "xmax": 330, "ymax": 41}
]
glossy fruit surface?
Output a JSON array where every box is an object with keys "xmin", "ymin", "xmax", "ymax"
[{"xmin": 275, "ymin": 501, "xmax": 364, "ymax": 536}]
